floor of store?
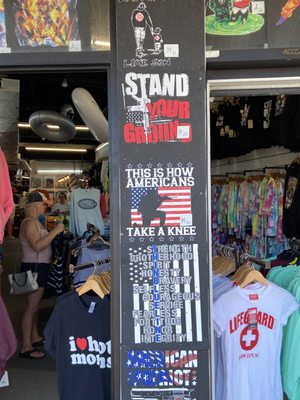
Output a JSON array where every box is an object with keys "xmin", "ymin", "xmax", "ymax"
[{"xmin": 0, "ymin": 238, "xmax": 58, "ymax": 399}]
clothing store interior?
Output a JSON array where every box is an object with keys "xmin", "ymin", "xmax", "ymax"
[
  {"xmin": 2, "ymin": 77, "xmax": 300, "ymax": 400},
  {"xmin": 0, "ymin": 70, "xmax": 111, "ymax": 399},
  {"xmin": 210, "ymin": 87, "xmax": 300, "ymax": 400}
]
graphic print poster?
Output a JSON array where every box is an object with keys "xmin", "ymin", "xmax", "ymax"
[
  {"xmin": 10, "ymin": 0, "xmax": 79, "ymax": 47},
  {"xmin": 206, "ymin": 0, "xmax": 300, "ymax": 52},
  {"xmin": 124, "ymin": 162, "xmax": 196, "ymax": 240},
  {"xmin": 0, "ymin": 0, "xmax": 6, "ymax": 48},
  {"xmin": 121, "ymin": 71, "xmax": 193, "ymax": 145}
]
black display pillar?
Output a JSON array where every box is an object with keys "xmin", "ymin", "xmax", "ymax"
[{"xmin": 114, "ymin": 1, "xmax": 211, "ymax": 398}]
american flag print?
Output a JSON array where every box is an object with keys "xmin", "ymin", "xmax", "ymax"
[
  {"xmin": 130, "ymin": 187, "xmax": 192, "ymax": 227},
  {"xmin": 133, "ymin": 244, "xmax": 202, "ymax": 344},
  {"xmin": 126, "ymin": 349, "xmax": 198, "ymax": 389}
]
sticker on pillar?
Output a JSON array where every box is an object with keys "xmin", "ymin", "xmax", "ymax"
[
  {"xmin": 125, "ymin": 163, "xmax": 196, "ymax": 242},
  {"xmin": 122, "ymin": 72, "xmax": 192, "ymax": 144},
  {"xmin": 206, "ymin": 0, "xmax": 265, "ymax": 36}
]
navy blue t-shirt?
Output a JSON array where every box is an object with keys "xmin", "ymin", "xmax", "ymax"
[{"xmin": 44, "ymin": 292, "xmax": 111, "ymax": 400}]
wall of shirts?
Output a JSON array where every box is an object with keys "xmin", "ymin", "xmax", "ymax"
[
  {"xmin": 211, "ymin": 173, "xmax": 288, "ymax": 259},
  {"xmin": 211, "ymin": 92, "xmax": 300, "ymax": 400}
]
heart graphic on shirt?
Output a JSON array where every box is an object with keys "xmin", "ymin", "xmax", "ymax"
[{"xmin": 76, "ymin": 338, "xmax": 88, "ymax": 351}]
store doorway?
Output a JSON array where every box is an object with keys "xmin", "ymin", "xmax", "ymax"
[
  {"xmin": 0, "ymin": 69, "xmax": 110, "ymax": 399},
  {"xmin": 207, "ymin": 76, "xmax": 300, "ymax": 400}
]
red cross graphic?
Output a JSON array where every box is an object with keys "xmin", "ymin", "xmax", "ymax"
[{"xmin": 240, "ymin": 326, "xmax": 259, "ymax": 351}]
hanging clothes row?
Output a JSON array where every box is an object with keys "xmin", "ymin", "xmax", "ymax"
[
  {"xmin": 68, "ymin": 225, "xmax": 110, "ymax": 289},
  {"xmin": 211, "ymin": 94, "xmax": 300, "ymax": 160},
  {"xmin": 212, "ymin": 243, "xmax": 300, "ymax": 400},
  {"xmin": 211, "ymin": 172, "xmax": 288, "ymax": 259},
  {"xmin": 213, "ymin": 242, "xmax": 268, "ymax": 271}
]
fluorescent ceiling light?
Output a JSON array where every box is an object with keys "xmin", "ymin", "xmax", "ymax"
[
  {"xmin": 95, "ymin": 142, "xmax": 109, "ymax": 152},
  {"xmin": 75, "ymin": 126, "xmax": 89, "ymax": 131},
  {"xmin": 18, "ymin": 123, "xmax": 89, "ymax": 131},
  {"xmin": 37, "ymin": 169, "xmax": 82, "ymax": 174},
  {"xmin": 46, "ymin": 124, "xmax": 60, "ymax": 129},
  {"xmin": 18, "ymin": 123, "xmax": 31, "ymax": 128},
  {"xmin": 93, "ymin": 40, "xmax": 110, "ymax": 47},
  {"xmin": 25, "ymin": 146, "xmax": 87, "ymax": 153}
]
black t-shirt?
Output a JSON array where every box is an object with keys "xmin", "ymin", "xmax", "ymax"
[{"xmin": 44, "ymin": 291, "xmax": 111, "ymax": 400}]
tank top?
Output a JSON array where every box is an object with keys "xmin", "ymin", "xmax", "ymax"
[{"xmin": 20, "ymin": 218, "xmax": 52, "ymax": 263}]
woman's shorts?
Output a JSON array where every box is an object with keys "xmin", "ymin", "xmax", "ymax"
[{"xmin": 20, "ymin": 262, "xmax": 51, "ymax": 288}]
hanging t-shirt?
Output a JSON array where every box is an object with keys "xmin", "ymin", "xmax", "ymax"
[
  {"xmin": 5, "ymin": 0, "xmax": 79, "ymax": 48},
  {"xmin": 0, "ymin": 149, "xmax": 14, "ymax": 244},
  {"xmin": 44, "ymin": 291, "xmax": 111, "ymax": 400},
  {"xmin": 213, "ymin": 282, "xmax": 299, "ymax": 400},
  {"xmin": 266, "ymin": 0, "xmax": 300, "ymax": 48},
  {"xmin": 73, "ymin": 246, "xmax": 110, "ymax": 288},
  {"xmin": 206, "ymin": 0, "xmax": 267, "ymax": 51},
  {"xmin": 213, "ymin": 275, "xmax": 233, "ymax": 400},
  {"xmin": 70, "ymin": 188, "xmax": 105, "ymax": 236}
]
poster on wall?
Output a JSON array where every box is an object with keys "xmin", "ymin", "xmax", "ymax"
[
  {"xmin": 116, "ymin": 1, "xmax": 211, "ymax": 399},
  {"xmin": 267, "ymin": 0, "xmax": 300, "ymax": 49},
  {"xmin": 0, "ymin": 0, "xmax": 7, "ymax": 48},
  {"xmin": 2, "ymin": 0, "xmax": 92, "ymax": 51},
  {"xmin": 11, "ymin": 0, "xmax": 79, "ymax": 47},
  {"xmin": 205, "ymin": 0, "xmax": 267, "ymax": 50},
  {"xmin": 206, "ymin": 0, "xmax": 300, "ymax": 54}
]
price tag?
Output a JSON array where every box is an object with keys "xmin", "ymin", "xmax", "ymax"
[
  {"xmin": 88, "ymin": 301, "xmax": 96, "ymax": 314},
  {"xmin": 0, "ymin": 371, "xmax": 9, "ymax": 388},
  {"xmin": 164, "ymin": 44, "xmax": 179, "ymax": 58},
  {"xmin": 0, "ymin": 47, "xmax": 11, "ymax": 53},
  {"xmin": 205, "ymin": 50, "xmax": 220, "ymax": 58},
  {"xmin": 180, "ymin": 214, "xmax": 193, "ymax": 226},
  {"xmin": 69, "ymin": 40, "xmax": 82, "ymax": 52},
  {"xmin": 177, "ymin": 125, "xmax": 190, "ymax": 140},
  {"xmin": 252, "ymin": 1, "xmax": 265, "ymax": 14},
  {"xmin": 246, "ymin": 307, "xmax": 258, "ymax": 328}
]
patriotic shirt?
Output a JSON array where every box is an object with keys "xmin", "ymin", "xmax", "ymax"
[{"xmin": 213, "ymin": 282, "xmax": 299, "ymax": 400}]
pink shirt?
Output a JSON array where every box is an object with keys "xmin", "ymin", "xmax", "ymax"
[{"xmin": 0, "ymin": 150, "xmax": 14, "ymax": 243}]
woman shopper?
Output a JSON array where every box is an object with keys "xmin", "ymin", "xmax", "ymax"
[{"xmin": 19, "ymin": 191, "xmax": 64, "ymax": 359}]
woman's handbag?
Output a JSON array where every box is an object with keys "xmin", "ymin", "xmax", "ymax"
[{"xmin": 8, "ymin": 270, "xmax": 39, "ymax": 295}]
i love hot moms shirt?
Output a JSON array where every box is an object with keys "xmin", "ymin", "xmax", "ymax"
[{"xmin": 44, "ymin": 291, "xmax": 111, "ymax": 400}]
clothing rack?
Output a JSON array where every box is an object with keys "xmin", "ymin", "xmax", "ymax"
[
  {"xmin": 213, "ymin": 243, "xmax": 267, "ymax": 269},
  {"xmin": 212, "ymin": 166, "xmax": 287, "ymax": 178},
  {"xmin": 69, "ymin": 257, "xmax": 111, "ymax": 273}
]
